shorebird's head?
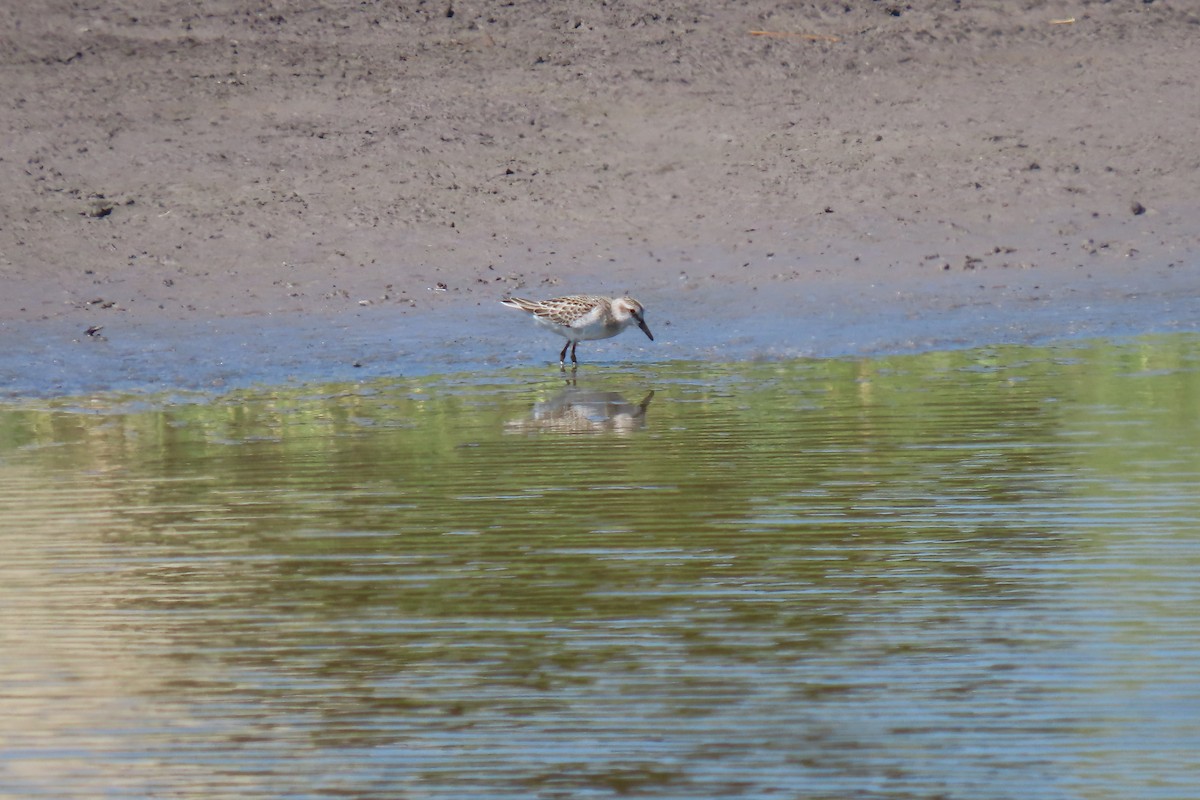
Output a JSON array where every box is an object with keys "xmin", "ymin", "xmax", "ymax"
[{"xmin": 614, "ymin": 297, "xmax": 654, "ymax": 341}]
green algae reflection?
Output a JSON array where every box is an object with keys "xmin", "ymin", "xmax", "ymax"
[{"xmin": 1, "ymin": 334, "xmax": 1198, "ymax": 799}]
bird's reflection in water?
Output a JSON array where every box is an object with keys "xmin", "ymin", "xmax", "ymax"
[{"xmin": 506, "ymin": 384, "xmax": 655, "ymax": 435}]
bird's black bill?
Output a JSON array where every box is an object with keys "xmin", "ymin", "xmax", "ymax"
[{"xmin": 638, "ymin": 319, "xmax": 654, "ymax": 341}]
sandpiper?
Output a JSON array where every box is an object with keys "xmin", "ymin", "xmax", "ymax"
[{"xmin": 501, "ymin": 294, "xmax": 654, "ymax": 366}]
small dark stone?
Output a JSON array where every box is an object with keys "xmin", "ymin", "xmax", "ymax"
[{"xmin": 1131, "ymin": 200, "xmax": 1146, "ymax": 216}]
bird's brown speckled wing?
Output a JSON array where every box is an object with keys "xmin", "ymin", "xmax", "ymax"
[{"xmin": 509, "ymin": 296, "xmax": 606, "ymax": 327}]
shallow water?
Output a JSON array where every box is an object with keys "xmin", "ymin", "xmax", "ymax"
[{"xmin": 2, "ymin": 334, "xmax": 1199, "ymax": 798}]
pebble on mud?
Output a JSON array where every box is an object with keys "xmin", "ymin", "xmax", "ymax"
[{"xmin": 84, "ymin": 199, "xmax": 114, "ymax": 218}]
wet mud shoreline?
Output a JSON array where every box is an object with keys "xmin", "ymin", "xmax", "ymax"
[{"xmin": 3, "ymin": 246, "xmax": 1195, "ymax": 399}]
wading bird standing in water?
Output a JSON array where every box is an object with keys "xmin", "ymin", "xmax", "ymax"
[{"xmin": 501, "ymin": 294, "xmax": 654, "ymax": 367}]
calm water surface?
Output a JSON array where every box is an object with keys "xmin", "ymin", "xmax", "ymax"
[{"xmin": 2, "ymin": 335, "xmax": 1198, "ymax": 799}]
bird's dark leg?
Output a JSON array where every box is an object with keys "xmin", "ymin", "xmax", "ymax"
[
  {"xmin": 570, "ymin": 342, "xmax": 579, "ymax": 365},
  {"xmin": 559, "ymin": 340, "xmax": 571, "ymax": 367}
]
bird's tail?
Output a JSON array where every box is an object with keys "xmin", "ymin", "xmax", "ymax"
[{"xmin": 500, "ymin": 297, "xmax": 537, "ymax": 311}]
